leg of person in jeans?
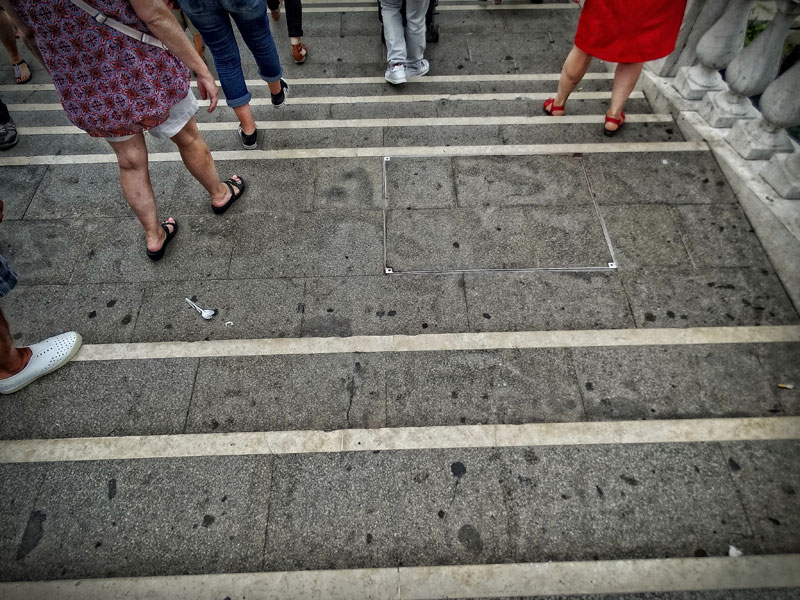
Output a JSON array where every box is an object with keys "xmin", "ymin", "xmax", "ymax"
[
  {"xmin": 179, "ymin": 0, "xmax": 284, "ymax": 149},
  {"xmin": 284, "ymin": 0, "xmax": 307, "ymax": 64},
  {"xmin": 228, "ymin": 5, "xmax": 284, "ymax": 91},
  {"xmin": 0, "ymin": 10, "xmax": 30, "ymax": 84},
  {"xmin": 403, "ymin": 0, "xmax": 430, "ymax": 78},
  {"xmin": 379, "ymin": 0, "xmax": 407, "ymax": 84}
]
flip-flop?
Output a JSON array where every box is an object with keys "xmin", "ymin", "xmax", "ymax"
[
  {"xmin": 145, "ymin": 220, "xmax": 178, "ymax": 261},
  {"xmin": 212, "ymin": 176, "xmax": 246, "ymax": 215},
  {"xmin": 12, "ymin": 60, "xmax": 31, "ymax": 85},
  {"xmin": 0, "ymin": 332, "xmax": 82, "ymax": 394}
]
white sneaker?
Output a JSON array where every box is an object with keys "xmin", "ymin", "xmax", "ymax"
[
  {"xmin": 405, "ymin": 59, "xmax": 430, "ymax": 79},
  {"xmin": 0, "ymin": 332, "xmax": 82, "ymax": 394},
  {"xmin": 385, "ymin": 63, "xmax": 406, "ymax": 85}
]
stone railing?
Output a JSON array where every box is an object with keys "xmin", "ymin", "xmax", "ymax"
[{"xmin": 664, "ymin": 0, "xmax": 800, "ymax": 198}]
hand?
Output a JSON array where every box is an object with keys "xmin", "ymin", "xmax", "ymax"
[{"xmin": 195, "ymin": 71, "xmax": 219, "ymax": 113}]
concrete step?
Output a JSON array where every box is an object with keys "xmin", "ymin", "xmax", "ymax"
[
  {"xmin": 0, "ymin": 438, "xmax": 797, "ymax": 582},
  {"xmin": 0, "ymin": 330, "xmax": 797, "ymax": 440}
]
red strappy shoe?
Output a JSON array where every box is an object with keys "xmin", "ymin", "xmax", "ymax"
[
  {"xmin": 543, "ymin": 98, "xmax": 565, "ymax": 116},
  {"xmin": 604, "ymin": 112, "xmax": 625, "ymax": 137}
]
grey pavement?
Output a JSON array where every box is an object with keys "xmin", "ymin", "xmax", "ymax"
[{"xmin": 1, "ymin": 2, "xmax": 799, "ymax": 595}]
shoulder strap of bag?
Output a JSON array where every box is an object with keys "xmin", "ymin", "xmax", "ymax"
[{"xmin": 67, "ymin": 0, "xmax": 168, "ymax": 50}]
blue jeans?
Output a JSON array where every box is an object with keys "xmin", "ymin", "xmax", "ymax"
[{"xmin": 177, "ymin": 0, "xmax": 283, "ymax": 108}]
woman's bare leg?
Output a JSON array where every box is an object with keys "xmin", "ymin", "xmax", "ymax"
[
  {"xmin": 606, "ymin": 61, "xmax": 643, "ymax": 131},
  {"xmin": 551, "ymin": 45, "xmax": 592, "ymax": 114},
  {"xmin": 107, "ymin": 133, "xmax": 174, "ymax": 252}
]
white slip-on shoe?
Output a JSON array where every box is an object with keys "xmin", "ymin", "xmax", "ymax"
[{"xmin": 0, "ymin": 332, "xmax": 82, "ymax": 395}]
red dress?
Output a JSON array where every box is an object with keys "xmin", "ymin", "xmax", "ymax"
[{"xmin": 574, "ymin": 0, "xmax": 687, "ymax": 63}]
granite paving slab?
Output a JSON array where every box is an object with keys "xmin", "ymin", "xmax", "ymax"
[
  {"xmin": 0, "ymin": 165, "xmax": 48, "ymax": 221},
  {"xmin": 500, "ymin": 121, "xmax": 684, "ymax": 145},
  {"xmin": 0, "ymin": 219, "xmax": 86, "ymax": 285},
  {"xmin": 722, "ymin": 440, "xmax": 800, "ymax": 556},
  {"xmin": 452, "ymin": 155, "xmax": 592, "ymax": 208},
  {"xmin": 0, "ymin": 359, "xmax": 197, "ymax": 440},
  {"xmin": 1, "ymin": 283, "xmax": 145, "ymax": 345},
  {"xmin": 386, "ymin": 157, "xmax": 458, "ymax": 209},
  {"xmin": 385, "ymin": 348, "xmax": 584, "ymax": 426},
  {"xmin": 753, "ymin": 343, "xmax": 800, "ymax": 416},
  {"xmin": 24, "ymin": 163, "xmax": 178, "ymax": 220},
  {"xmin": 583, "ymin": 152, "xmax": 737, "ymax": 205},
  {"xmin": 263, "ymin": 443, "xmax": 751, "ymax": 570},
  {"xmin": 464, "ymin": 271, "xmax": 634, "ymax": 332},
  {"xmin": 434, "ymin": 97, "xmax": 653, "ymax": 118},
  {"xmin": 571, "ymin": 344, "xmax": 780, "ymax": 421},
  {"xmin": 622, "ymin": 267, "xmax": 800, "ymax": 328},
  {"xmin": 301, "ymin": 274, "xmax": 469, "ymax": 337},
  {"xmin": 0, "ymin": 464, "xmax": 46, "ymax": 570},
  {"xmin": 673, "ymin": 205, "xmax": 770, "ymax": 269},
  {"xmin": 132, "ymin": 278, "xmax": 305, "ymax": 342},
  {"xmin": 69, "ymin": 216, "xmax": 234, "ymax": 284},
  {"xmin": 227, "ymin": 210, "xmax": 383, "ymax": 279},
  {"xmin": 0, "ymin": 456, "xmax": 272, "ymax": 581},
  {"xmin": 187, "ymin": 353, "xmax": 385, "ymax": 433},
  {"xmin": 602, "ymin": 205, "xmax": 691, "ymax": 270}
]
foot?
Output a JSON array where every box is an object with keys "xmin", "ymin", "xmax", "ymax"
[
  {"xmin": 271, "ymin": 78, "xmax": 289, "ymax": 107},
  {"xmin": 0, "ymin": 119, "xmax": 18, "ymax": 151},
  {"xmin": 12, "ymin": 60, "xmax": 31, "ymax": 84},
  {"xmin": 145, "ymin": 218, "xmax": 178, "ymax": 261},
  {"xmin": 405, "ymin": 59, "xmax": 430, "ymax": 79},
  {"xmin": 271, "ymin": 0, "xmax": 283, "ymax": 21},
  {"xmin": 0, "ymin": 332, "xmax": 82, "ymax": 395},
  {"xmin": 604, "ymin": 111, "xmax": 625, "ymax": 136},
  {"xmin": 291, "ymin": 42, "xmax": 308, "ymax": 64},
  {"xmin": 543, "ymin": 98, "xmax": 566, "ymax": 116},
  {"xmin": 238, "ymin": 124, "xmax": 258, "ymax": 150},
  {"xmin": 211, "ymin": 174, "xmax": 245, "ymax": 214},
  {"xmin": 0, "ymin": 347, "xmax": 31, "ymax": 380},
  {"xmin": 385, "ymin": 63, "xmax": 406, "ymax": 85}
]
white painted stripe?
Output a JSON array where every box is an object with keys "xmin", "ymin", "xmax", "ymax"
[
  {"xmin": 1, "ymin": 556, "xmax": 797, "ymax": 600},
  {"xmin": 301, "ymin": 2, "xmax": 577, "ymax": 10},
  {"xmin": 1, "ymin": 417, "xmax": 798, "ymax": 464},
  {"xmin": 0, "ymin": 73, "xmax": 614, "ymax": 93},
  {"xmin": 0, "ymin": 141, "xmax": 709, "ymax": 166},
  {"xmin": 6, "ymin": 90, "xmax": 644, "ymax": 112},
  {"xmin": 17, "ymin": 114, "xmax": 673, "ymax": 136},
  {"xmin": 70, "ymin": 325, "xmax": 800, "ymax": 362}
]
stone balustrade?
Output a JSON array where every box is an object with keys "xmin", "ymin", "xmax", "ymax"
[{"xmin": 669, "ymin": 0, "xmax": 800, "ymax": 198}]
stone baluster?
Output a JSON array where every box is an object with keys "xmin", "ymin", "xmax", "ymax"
[
  {"xmin": 701, "ymin": 0, "xmax": 800, "ymax": 127},
  {"xmin": 733, "ymin": 60, "xmax": 800, "ymax": 197},
  {"xmin": 674, "ymin": 0, "xmax": 755, "ymax": 100}
]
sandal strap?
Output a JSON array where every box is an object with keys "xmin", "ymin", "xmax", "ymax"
[
  {"xmin": 544, "ymin": 98, "xmax": 566, "ymax": 113},
  {"xmin": 604, "ymin": 115, "xmax": 623, "ymax": 125}
]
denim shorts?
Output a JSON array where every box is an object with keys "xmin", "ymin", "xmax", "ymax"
[{"xmin": 0, "ymin": 254, "xmax": 18, "ymax": 298}]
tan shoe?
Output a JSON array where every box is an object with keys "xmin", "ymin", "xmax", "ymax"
[{"xmin": 291, "ymin": 42, "xmax": 308, "ymax": 64}]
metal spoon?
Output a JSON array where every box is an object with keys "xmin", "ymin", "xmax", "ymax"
[{"xmin": 184, "ymin": 298, "xmax": 217, "ymax": 320}]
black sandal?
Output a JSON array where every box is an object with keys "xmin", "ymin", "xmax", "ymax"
[
  {"xmin": 145, "ymin": 220, "xmax": 178, "ymax": 261},
  {"xmin": 212, "ymin": 176, "xmax": 246, "ymax": 215}
]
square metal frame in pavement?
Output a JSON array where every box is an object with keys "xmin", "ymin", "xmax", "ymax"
[{"xmin": 381, "ymin": 154, "xmax": 619, "ymax": 275}]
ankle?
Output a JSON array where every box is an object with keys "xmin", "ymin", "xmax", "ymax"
[
  {"xmin": 290, "ymin": 37, "xmax": 301, "ymax": 45},
  {"xmin": 0, "ymin": 347, "xmax": 31, "ymax": 379}
]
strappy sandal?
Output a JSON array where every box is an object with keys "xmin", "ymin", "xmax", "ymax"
[
  {"xmin": 146, "ymin": 220, "xmax": 178, "ymax": 261},
  {"xmin": 12, "ymin": 60, "xmax": 31, "ymax": 85},
  {"xmin": 543, "ymin": 98, "xmax": 565, "ymax": 116},
  {"xmin": 212, "ymin": 176, "xmax": 246, "ymax": 215},
  {"xmin": 604, "ymin": 112, "xmax": 625, "ymax": 137}
]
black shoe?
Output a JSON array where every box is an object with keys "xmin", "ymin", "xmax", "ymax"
[
  {"xmin": 237, "ymin": 124, "xmax": 258, "ymax": 149},
  {"xmin": 0, "ymin": 120, "xmax": 18, "ymax": 151},
  {"xmin": 271, "ymin": 78, "xmax": 289, "ymax": 108}
]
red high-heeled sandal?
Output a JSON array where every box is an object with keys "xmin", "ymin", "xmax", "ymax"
[
  {"xmin": 604, "ymin": 112, "xmax": 625, "ymax": 137},
  {"xmin": 543, "ymin": 98, "xmax": 565, "ymax": 116}
]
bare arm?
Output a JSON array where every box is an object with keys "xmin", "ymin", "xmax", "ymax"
[
  {"xmin": 129, "ymin": 0, "xmax": 218, "ymax": 111},
  {"xmin": 0, "ymin": 0, "xmax": 47, "ymax": 68}
]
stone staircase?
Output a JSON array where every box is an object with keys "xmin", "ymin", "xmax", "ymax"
[{"xmin": 0, "ymin": 2, "xmax": 799, "ymax": 598}]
